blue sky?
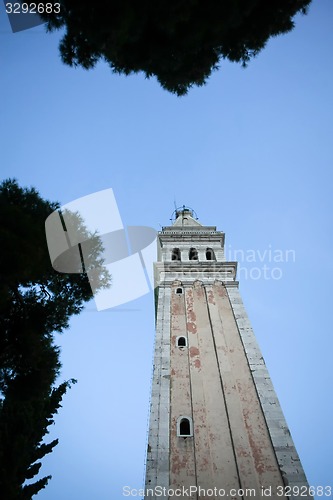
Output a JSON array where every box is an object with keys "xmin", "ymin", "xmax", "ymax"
[{"xmin": 1, "ymin": 1, "xmax": 332, "ymax": 498}]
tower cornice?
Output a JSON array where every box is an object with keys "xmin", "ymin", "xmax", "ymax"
[
  {"xmin": 161, "ymin": 226, "xmax": 218, "ymax": 232},
  {"xmin": 159, "ymin": 229, "xmax": 225, "ymax": 246},
  {"xmin": 154, "ymin": 261, "xmax": 237, "ymax": 286}
]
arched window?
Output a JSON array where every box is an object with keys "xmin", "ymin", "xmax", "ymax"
[
  {"xmin": 206, "ymin": 248, "xmax": 216, "ymax": 260},
  {"xmin": 176, "ymin": 287, "xmax": 183, "ymax": 294},
  {"xmin": 177, "ymin": 336, "xmax": 187, "ymax": 347},
  {"xmin": 171, "ymin": 248, "xmax": 181, "ymax": 261},
  {"xmin": 177, "ymin": 416, "xmax": 193, "ymax": 437},
  {"xmin": 189, "ymin": 248, "xmax": 198, "ymax": 260}
]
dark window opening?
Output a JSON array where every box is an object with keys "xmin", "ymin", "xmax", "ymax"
[
  {"xmin": 189, "ymin": 248, "xmax": 198, "ymax": 260},
  {"xmin": 177, "ymin": 336, "xmax": 187, "ymax": 347},
  {"xmin": 206, "ymin": 248, "xmax": 216, "ymax": 260},
  {"xmin": 176, "ymin": 288, "xmax": 183, "ymax": 294},
  {"xmin": 171, "ymin": 248, "xmax": 181, "ymax": 261},
  {"xmin": 179, "ymin": 418, "xmax": 191, "ymax": 436}
]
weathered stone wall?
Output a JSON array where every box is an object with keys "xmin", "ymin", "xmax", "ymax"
[
  {"xmin": 145, "ymin": 219, "xmax": 311, "ymax": 500},
  {"xmin": 169, "ymin": 283, "xmax": 196, "ymax": 497},
  {"xmin": 145, "ymin": 286, "xmax": 171, "ymax": 497},
  {"xmin": 226, "ymin": 285, "xmax": 311, "ymax": 499}
]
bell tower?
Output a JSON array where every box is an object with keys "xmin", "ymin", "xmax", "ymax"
[{"xmin": 145, "ymin": 208, "xmax": 310, "ymax": 499}]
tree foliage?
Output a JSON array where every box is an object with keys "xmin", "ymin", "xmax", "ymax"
[
  {"xmin": 0, "ymin": 179, "xmax": 110, "ymax": 498},
  {"xmin": 38, "ymin": 0, "xmax": 311, "ymax": 95}
]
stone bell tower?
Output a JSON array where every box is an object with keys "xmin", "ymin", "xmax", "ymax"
[{"xmin": 145, "ymin": 207, "xmax": 310, "ymax": 499}]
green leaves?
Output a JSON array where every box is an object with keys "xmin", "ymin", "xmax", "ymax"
[
  {"xmin": 0, "ymin": 180, "xmax": 107, "ymax": 498},
  {"xmin": 37, "ymin": 0, "xmax": 311, "ymax": 95}
]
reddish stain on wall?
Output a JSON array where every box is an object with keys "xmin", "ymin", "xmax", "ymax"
[
  {"xmin": 207, "ymin": 290, "xmax": 215, "ymax": 304},
  {"xmin": 189, "ymin": 346, "xmax": 200, "ymax": 357},
  {"xmin": 187, "ymin": 321, "xmax": 197, "ymax": 334},
  {"xmin": 194, "ymin": 359, "xmax": 201, "ymax": 369}
]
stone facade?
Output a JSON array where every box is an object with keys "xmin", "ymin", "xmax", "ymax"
[{"xmin": 145, "ymin": 209, "xmax": 310, "ymax": 499}]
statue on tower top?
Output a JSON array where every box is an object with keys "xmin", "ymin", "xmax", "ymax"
[{"xmin": 172, "ymin": 205, "xmax": 198, "ymax": 221}]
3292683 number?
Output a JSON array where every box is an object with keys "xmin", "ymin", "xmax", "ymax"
[
  {"xmin": 277, "ymin": 485, "xmax": 332, "ymax": 497},
  {"xmin": 5, "ymin": 3, "xmax": 61, "ymax": 14}
]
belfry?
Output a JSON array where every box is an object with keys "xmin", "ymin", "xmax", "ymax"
[{"xmin": 145, "ymin": 207, "xmax": 310, "ymax": 499}]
